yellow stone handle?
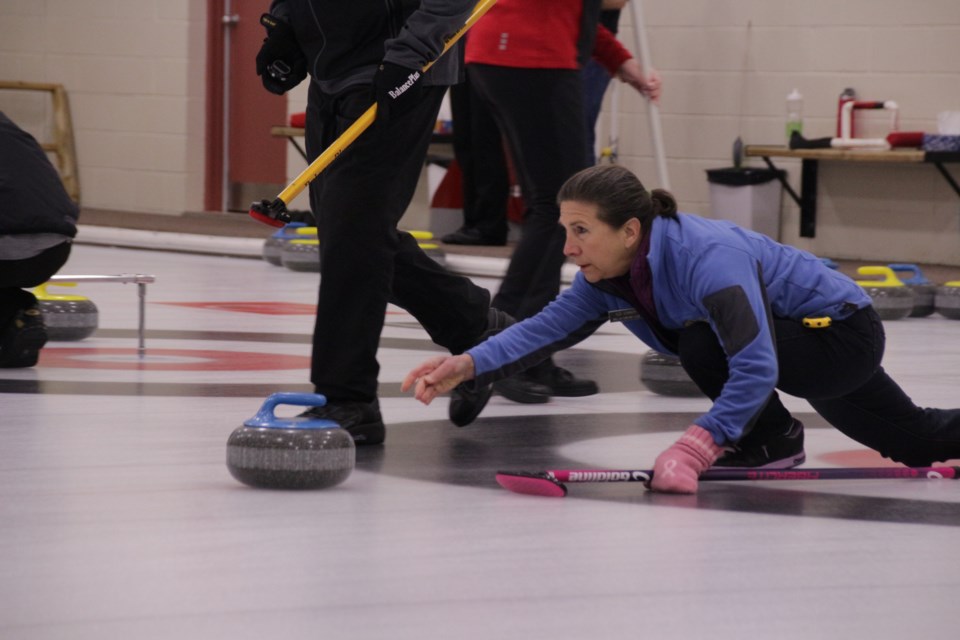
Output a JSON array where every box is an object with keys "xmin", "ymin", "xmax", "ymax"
[
  {"xmin": 33, "ymin": 281, "xmax": 89, "ymax": 301},
  {"xmin": 855, "ymin": 266, "xmax": 905, "ymax": 288}
]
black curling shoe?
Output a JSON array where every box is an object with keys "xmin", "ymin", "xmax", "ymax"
[
  {"xmin": 494, "ymin": 364, "xmax": 599, "ymax": 404},
  {"xmin": 713, "ymin": 419, "xmax": 806, "ymax": 469},
  {"xmin": 0, "ymin": 306, "xmax": 48, "ymax": 368},
  {"xmin": 301, "ymin": 399, "xmax": 385, "ymax": 446},
  {"xmin": 447, "ymin": 307, "xmax": 516, "ymax": 426}
]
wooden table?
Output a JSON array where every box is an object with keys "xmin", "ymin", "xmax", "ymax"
[{"xmin": 744, "ymin": 145, "xmax": 960, "ymax": 238}]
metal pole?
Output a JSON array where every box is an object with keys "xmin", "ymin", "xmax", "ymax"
[{"xmin": 628, "ymin": 0, "xmax": 670, "ymax": 189}]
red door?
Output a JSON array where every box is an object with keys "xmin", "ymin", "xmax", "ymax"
[{"xmin": 206, "ymin": 1, "xmax": 288, "ymax": 212}]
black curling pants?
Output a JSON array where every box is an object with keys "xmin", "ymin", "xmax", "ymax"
[
  {"xmin": 449, "ymin": 78, "xmax": 510, "ymax": 242},
  {"xmin": 305, "ymin": 84, "xmax": 491, "ymax": 403},
  {"xmin": 468, "ymin": 65, "xmax": 588, "ymax": 321},
  {"xmin": 677, "ymin": 306, "xmax": 960, "ymax": 466}
]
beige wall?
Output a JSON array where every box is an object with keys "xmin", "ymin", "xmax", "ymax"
[
  {"xmin": 606, "ymin": 0, "xmax": 960, "ymax": 264},
  {"xmin": 2, "ymin": 1, "xmax": 959, "ymax": 263},
  {"xmin": 0, "ymin": 0, "xmax": 207, "ymax": 215}
]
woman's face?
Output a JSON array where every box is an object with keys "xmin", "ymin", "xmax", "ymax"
[{"xmin": 559, "ymin": 200, "xmax": 641, "ymax": 282}]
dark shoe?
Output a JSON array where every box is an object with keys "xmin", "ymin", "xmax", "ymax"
[
  {"xmin": 713, "ymin": 419, "xmax": 806, "ymax": 469},
  {"xmin": 0, "ymin": 307, "xmax": 48, "ymax": 368},
  {"xmin": 493, "ymin": 373, "xmax": 552, "ymax": 404},
  {"xmin": 449, "ymin": 381, "xmax": 495, "ymax": 427},
  {"xmin": 448, "ymin": 308, "xmax": 516, "ymax": 426},
  {"xmin": 301, "ymin": 399, "xmax": 385, "ymax": 445},
  {"xmin": 537, "ymin": 365, "xmax": 599, "ymax": 397},
  {"xmin": 441, "ymin": 226, "xmax": 506, "ymax": 246}
]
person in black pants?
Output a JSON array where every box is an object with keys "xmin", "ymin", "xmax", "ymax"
[
  {"xmin": 256, "ymin": 0, "xmax": 509, "ymax": 442},
  {"xmin": 464, "ymin": 0, "xmax": 660, "ymax": 405},
  {"xmin": 442, "ymin": 74, "xmax": 510, "ymax": 247},
  {"xmin": 0, "ymin": 112, "xmax": 78, "ymax": 368}
]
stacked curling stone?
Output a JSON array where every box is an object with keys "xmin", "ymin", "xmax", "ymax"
[
  {"xmin": 888, "ymin": 263, "xmax": 937, "ymax": 318},
  {"xmin": 262, "ymin": 222, "xmax": 307, "ymax": 266},
  {"xmin": 227, "ymin": 392, "xmax": 355, "ymax": 490},
  {"xmin": 406, "ymin": 229, "xmax": 446, "ymax": 267},
  {"xmin": 935, "ymin": 280, "xmax": 960, "ymax": 320},
  {"xmin": 33, "ymin": 281, "xmax": 99, "ymax": 341},
  {"xmin": 639, "ymin": 350, "xmax": 702, "ymax": 397},
  {"xmin": 280, "ymin": 226, "xmax": 320, "ymax": 272},
  {"xmin": 854, "ymin": 266, "xmax": 915, "ymax": 321}
]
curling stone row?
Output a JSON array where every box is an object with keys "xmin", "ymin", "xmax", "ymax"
[
  {"xmin": 888, "ymin": 263, "xmax": 936, "ymax": 317},
  {"xmin": 33, "ymin": 281, "xmax": 99, "ymax": 341},
  {"xmin": 262, "ymin": 222, "xmax": 309, "ymax": 265},
  {"xmin": 227, "ymin": 392, "xmax": 355, "ymax": 490},
  {"xmin": 639, "ymin": 350, "xmax": 703, "ymax": 397},
  {"xmin": 854, "ymin": 266, "xmax": 915, "ymax": 321},
  {"xmin": 936, "ymin": 281, "xmax": 960, "ymax": 320},
  {"xmin": 268, "ymin": 227, "xmax": 445, "ymax": 272}
]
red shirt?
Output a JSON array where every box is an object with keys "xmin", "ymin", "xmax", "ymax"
[{"xmin": 465, "ymin": 0, "xmax": 631, "ymax": 74}]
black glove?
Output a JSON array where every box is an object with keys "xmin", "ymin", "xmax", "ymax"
[
  {"xmin": 255, "ymin": 13, "xmax": 307, "ymax": 95},
  {"xmin": 373, "ymin": 61, "xmax": 424, "ymax": 126}
]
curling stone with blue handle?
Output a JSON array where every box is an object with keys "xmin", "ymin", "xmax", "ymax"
[
  {"xmin": 935, "ymin": 280, "xmax": 960, "ymax": 320},
  {"xmin": 818, "ymin": 257, "xmax": 839, "ymax": 270},
  {"xmin": 33, "ymin": 281, "xmax": 99, "ymax": 341},
  {"xmin": 889, "ymin": 263, "xmax": 936, "ymax": 317},
  {"xmin": 854, "ymin": 266, "xmax": 915, "ymax": 321},
  {"xmin": 640, "ymin": 350, "xmax": 703, "ymax": 397},
  {"xmin": 227, "ymin": 393, "xmax": 355, "ymax": 490},
  {"xmin": 262, "ymin": 222, "xmax": 308, "ymax": 265}
]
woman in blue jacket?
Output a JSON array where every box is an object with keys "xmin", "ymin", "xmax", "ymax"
[{"xmin": 402, "ymin": 164, "xmax": 960, "ymax": 493}]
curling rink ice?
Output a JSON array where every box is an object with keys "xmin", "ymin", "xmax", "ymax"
[{"xmin": 1, "ymin": 242, "xmax": 958, "ymax": 640}]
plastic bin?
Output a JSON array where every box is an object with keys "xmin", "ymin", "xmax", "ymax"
[{"xmin": 706, "ymin": 167, "xmax": 785, "ymax": 240}]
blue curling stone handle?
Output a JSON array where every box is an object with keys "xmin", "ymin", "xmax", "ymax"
[
  {"xmin": 271, "ymin": 222, "xmax": 307, "ymax": 238},
  {"xmin": 888, "ymin": 263, "xmax": 930, "ymax": 285},
  {"xmin": 243, "ymin": 392, "xmax": 339, "ymax": 430}
]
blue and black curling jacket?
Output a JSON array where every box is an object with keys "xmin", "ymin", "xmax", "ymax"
[{"xmin": 467, "ymin": 213, "xmax": 872, "ymax": 444}]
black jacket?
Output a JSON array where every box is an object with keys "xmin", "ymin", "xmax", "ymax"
[
  {"xmin": 269, "ymin": 0, "xmax": 475, "ymax": 95},
  {"xmin": 0, "ymin": 111, "xmax": 78, "ymax": 238}
]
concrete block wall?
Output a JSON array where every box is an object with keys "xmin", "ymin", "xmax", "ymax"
[
  {"xmin": 606, "ymin": 0, "xmax": 960, "ymax": 264},
  {"xmin": 0, "ymin": 0, "xmax": 206, "ymax": 215},
  {"xmin": 1, "ymin": 1, "xmax": 958, "ymax": 264}
]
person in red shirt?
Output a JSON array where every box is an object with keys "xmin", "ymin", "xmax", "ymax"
[{"xmin": 463, "ymin": 0, "xmax": 661, "ymax": 406}]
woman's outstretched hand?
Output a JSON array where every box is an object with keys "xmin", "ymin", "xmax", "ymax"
[{"xmin": 401, "ymin": 354, "xmax": 476, "ymax": 405}]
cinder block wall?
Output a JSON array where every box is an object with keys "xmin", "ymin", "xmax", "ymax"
[
  {"xmin": 607, "ymin": 0, "xmax": 960, "ymax": 264},
  {"xmin": 0, "ymin": 0, "xmax": 206, "ymax": 215},
  {"xmin": 2, "ymin": 1, "xmax": 959, "ymax": 264}
]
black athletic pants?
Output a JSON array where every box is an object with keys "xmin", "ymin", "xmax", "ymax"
[
  {"xmin": 678, "ymin": 306, "xmax": 960, "ymax": 466},
  {"xmin": 449, "ymin": 78, "xmax": 509, "ymax": 241},
  {"xmin": 0, "ymin": 241, "xmax": 72, "ymax": 328},
  {"xmin": 468, "ymin": 65, "xmax": 589, "ymax": 321},
  {"xmin": 305, "ymin": 83, "xmax": 491, "ymax": 403}
]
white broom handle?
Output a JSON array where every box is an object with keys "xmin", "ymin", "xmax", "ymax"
[{"xmin": 628, "ymin": 0, "xmax": 670, "ymax": 189}]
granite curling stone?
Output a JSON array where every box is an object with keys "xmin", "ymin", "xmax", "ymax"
[
  {"xmin": 406, "ymin": 229, "xmax": 446, "ymax": 267},
  {"xmin": 639, "ymin": 350, "xmax": 702, "ymax": 397},
  {"xmin": 227, "ymin": 392, "xmax": 355, "ymax": 490},
  {"xmin": 889, "ymin": 263, "xmax": 936, "ymax": 318},
  {"xmin": 281, "ymin": 238, "xmax": 321, "ymax": 272},
  {"xmin": 935, "ymin": 280, "xmax": 960, "ymax": 320},
  {"xmin": 262, "ymin": 222, "xmax": 308, "ymax": 266},
  {"xmin": 854, "ymin": 266, "xmax": 915, "ymax": 321},
  {"xmin": 33, "ymin": 281, "xmax": 99, "ymax": 341}
]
